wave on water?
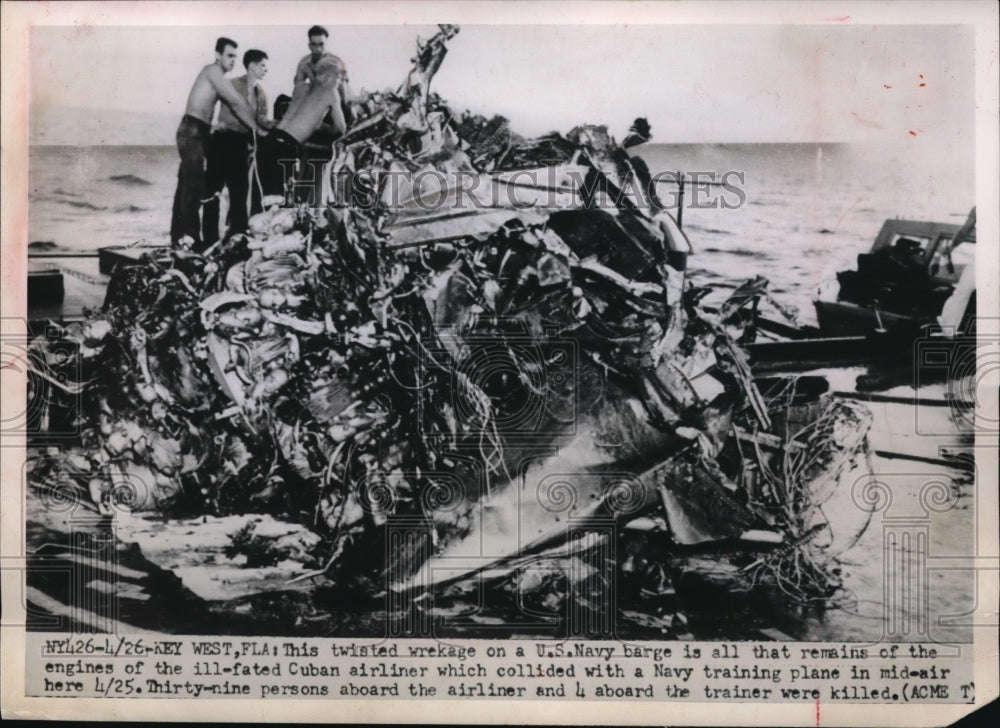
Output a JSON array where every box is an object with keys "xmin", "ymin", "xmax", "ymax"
[
  {"xmin": 109, "ymin": 174, "xmax": 152, "ymax": 186},
  {"xmin": 58, "ymin": 198, "xmax": 106, "ymax": 211},
  {"xmin": 701, "ymin": 246, "xmax": 765, "ymax": 258},
  {"xmin": 36, "ymin": 195, "xmax": 108, "ymax": 211},
  {"xmin": 684, "ymin": 225, "xmax": 731, "ymax": 236},
  {"xmin": 36, "ymin": 191, "xmax": 146, "ymax": 213},
  {"xmin": 800, "ymin": 247, "xmax": 844, "ymax": 258},
  {"xmin": 52, "ymin": 187, "xmax": 82, "ymax": 198},
  {"xmin": 28, "ymin": 240, "xmax": 58, "ymax": 250}
]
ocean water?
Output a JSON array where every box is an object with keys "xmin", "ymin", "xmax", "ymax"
[
  {"xmin": 29, "ymin": 145, "xmax": 177, "ymax": 250},
  {"xmin": 27, "ymin": 142, "xmax": 973, "ymax": 325},
  {"xmin": 636, "ymin": 142, "xmax": 974, "ymax": 324}
]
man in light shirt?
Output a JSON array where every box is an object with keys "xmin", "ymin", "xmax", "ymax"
[
  {"xmin": 291, "ymin": 25, "xmax": 353, "ymax": 132},
  {"xmin": 294, "ymin": 25, "xmax": 339, "ymax": 87},
  {"xmin": 203, "ymin": 49, "xmax": 274, "ymax": 244}
]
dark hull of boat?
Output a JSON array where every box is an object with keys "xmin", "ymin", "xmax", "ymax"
[{"xmin": 813, "ymin": 299, "xmax": 927, "ymax": 337}]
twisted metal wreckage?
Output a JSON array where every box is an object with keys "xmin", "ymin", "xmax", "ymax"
[{"xmin": 31, "ymin": 26, "xmax": 873, "ymax": 635}]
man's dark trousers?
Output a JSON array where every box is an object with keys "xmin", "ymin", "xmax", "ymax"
[
  {"xmin": 203, "ymin": 130, "xmax": 254, "ymax": 245},
  {"xmin": 170, "ymin": 114, "xmax": 211, "ymax": 249}
]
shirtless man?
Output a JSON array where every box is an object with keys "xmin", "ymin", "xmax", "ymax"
[
  {"xmin": 260, "ymin": 57, "xmax": 348, "ymax": 198},
  {"xmin": 279, "ymin": 57, "xmax": 347, "ymax": 145},
  {"xmin": 170, "ymin": 37, "xmax": 267, "ymax": 249}
]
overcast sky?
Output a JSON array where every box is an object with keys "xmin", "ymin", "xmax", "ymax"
[{"xmin": 28, "ymin": 21, "xmax": 973, "ymax": 147}]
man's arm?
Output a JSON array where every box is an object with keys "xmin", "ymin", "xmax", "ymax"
[
  {"xmin": 206, "ymin": 66, "xmax": 263, "ymax": 133},
  {"xmin": 322, "ymin": 86, "xmax": 347, "ymax": 138},
  {"xmin": 255, "ymin": 87, "xmax": 275, "ymax": 129},
  {"xmin": 339, "ymin": 78, "xmax": 355, "ymax": 126}
]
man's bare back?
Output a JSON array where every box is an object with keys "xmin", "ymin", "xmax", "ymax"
[{"xmin": 277, "ymin": 58, "xmax": 347, "ymax": 144}]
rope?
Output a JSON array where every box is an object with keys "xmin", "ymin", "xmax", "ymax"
[
  {"xmin": 249, "ymin": 127, "xmax": 265, "ymax": 215},
  {"xmin": 42, "ymin": 263, "xmax": 105, "ymax": 287}
]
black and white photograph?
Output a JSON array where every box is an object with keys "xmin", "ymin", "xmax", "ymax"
[{"xmin": 2, "ymin": 0, "xmax": 997, "ymax": 722}]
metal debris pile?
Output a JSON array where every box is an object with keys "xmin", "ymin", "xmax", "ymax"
[{"xmin": 32, "ymin": 25, "xmax": 871, "ymax": 627}]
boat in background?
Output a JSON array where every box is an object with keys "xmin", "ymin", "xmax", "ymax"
[{"xmin": 813, "ymin": 216, "xmax": 976, "ymax": 337}]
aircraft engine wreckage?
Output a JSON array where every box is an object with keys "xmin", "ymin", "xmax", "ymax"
[{"xmin": 30, "ymin": 25, "xmax": 872, "ymax": 636}]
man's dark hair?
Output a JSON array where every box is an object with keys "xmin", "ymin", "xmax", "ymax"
[
  {"xmin": 243, "ymin": 49, "xmax": 268, "ymax": 68},
  {"xmin": 307, "ymin": 25, "xmax": 328, "ymax": 39},
  {"xmin": 215, "ymin": 37, "xmax": 237, "ymax": 54}
]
